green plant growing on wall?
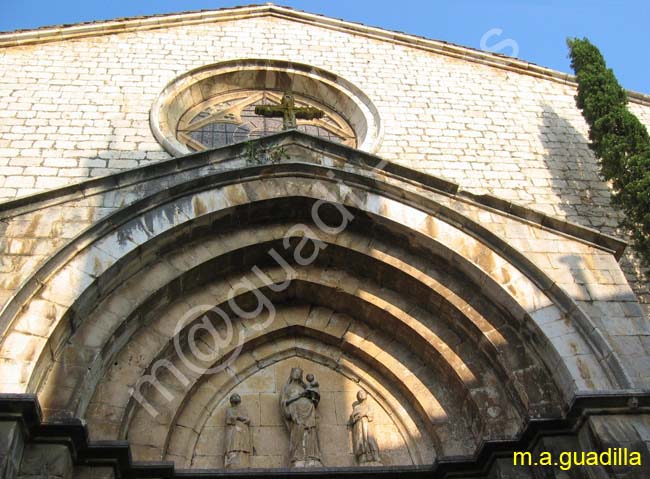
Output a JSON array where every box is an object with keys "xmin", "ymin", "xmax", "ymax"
[
  {"xmin": 266, "ymin": 145, "xmax": 290, "ymax": 164},
  {"xmin": 243, "ymin": 140, "xmax": 260, "ymax": 164},
  {"xmin": 243, "ymin": 141, "xmax": 290, "ymax": 165},
  {"xmin": 567, "ymin": 37, "xmax": 650, "ymax": 271}
]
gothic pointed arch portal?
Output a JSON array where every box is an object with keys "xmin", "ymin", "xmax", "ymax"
[{"xmin": 0, "ymin": 132, "xmax": 633, "ymax": 470}]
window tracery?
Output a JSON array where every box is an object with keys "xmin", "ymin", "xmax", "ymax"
[{"xmin": 176, "ymin": 90, "xmax": 356, "ymax": 151}]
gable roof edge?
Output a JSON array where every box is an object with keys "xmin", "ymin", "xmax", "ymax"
[{"xmin": 0, "ymin": 3, "xmax": 648, "ymax": 105}]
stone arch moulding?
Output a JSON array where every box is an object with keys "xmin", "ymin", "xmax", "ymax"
[
  {"xmin": 0, "ymin": 132, "xmax": 633, "ymax": 465},
  {"xmin": 150, "ymin": 59, "xmax": 383, "ymax": 156}
]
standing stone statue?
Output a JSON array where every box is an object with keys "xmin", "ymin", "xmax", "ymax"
[
  {"xmin": 279, "ymin": 368, "xmax": 323, "ymax": 467},
  {"xmin": 349, "ymin": 390, "xmax": 382, "ymax": 466},
  {"xmin": 224, "ymin": 393, "xmax": 252, "ymax": 469}
]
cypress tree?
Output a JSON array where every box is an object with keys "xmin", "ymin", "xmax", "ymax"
[{"xmin": 567, "ymin": 38, "xmax": 650, "ymax": 271}]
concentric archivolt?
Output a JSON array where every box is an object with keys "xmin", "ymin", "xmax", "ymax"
[{"xmin": 0, "ymin": 151, "xmax": 624, "ymax": 466}]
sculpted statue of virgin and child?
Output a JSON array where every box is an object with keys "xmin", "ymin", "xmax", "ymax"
[
  {"xmin": 280, "ymin": 367, "xmax": 323, "ymax": 467},
  {"xmin": 279, "ymin": 367, "xmax": 382, "ymax": 467}
]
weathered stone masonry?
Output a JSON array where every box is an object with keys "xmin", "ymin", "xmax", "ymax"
[
  {"xmin": 0, "ymin": 5, "xmax": 649, "ymax": 311},
  {"xmin": 0, "ymin": 5, "xmax": 650, "ymax": 479}
]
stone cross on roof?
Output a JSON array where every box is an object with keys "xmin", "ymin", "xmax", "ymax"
[{"xmin": 254, "ymin": 91, "xmax": 324, "ymax": 130}]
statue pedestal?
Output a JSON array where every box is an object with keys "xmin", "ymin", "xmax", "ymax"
[
  {"xmin": 225, "ymin": 451, "xmax": 250, "ymax": 469},
  {"xmin": 359, "ymin": 461, "xmax": 383, "ymax": 467},
  {"xmin": 292, "ymin": 459, "xmax": 324, "ymax": 468}
]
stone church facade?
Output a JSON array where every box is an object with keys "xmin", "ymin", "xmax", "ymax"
[{"xmin": 0, "ymin": 4, "xmax": 649, "ymax": 479}]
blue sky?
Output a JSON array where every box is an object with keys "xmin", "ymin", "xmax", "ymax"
[{"xmin": 2, "ymin": 0, "xmax": 648, "ymax": 93}]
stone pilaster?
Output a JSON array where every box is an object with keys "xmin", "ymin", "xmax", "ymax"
[
  {"xmin": 0, "ymin": 420, "xmax": 25, "ymax": 479},
  {"xmin": 18, "ymin": 444, "xmax": 72, "ymax": 479},
  {"xmin": 487, "ymin": 457, "xmax": 534, "ymax": 478},
  {"xmin": 579, "ymin": 414, "xmax": 650, "ymax": 479},
  {"xmin": 72, "ymin": 466, "xmax": 114, "ymax": 479}
]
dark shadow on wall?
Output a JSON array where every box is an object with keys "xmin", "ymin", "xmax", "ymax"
[
  {"xmin": 538, "ymin": 105, "xmax": 618, "ymax": 233},
  {"xmin": 538, "ymin": 105, "xmax": 650, "ymax": 317}
]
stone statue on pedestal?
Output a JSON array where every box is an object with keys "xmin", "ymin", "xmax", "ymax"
[
  {"xmin": 349, "ymin": 390, "xmax": 382, "ymax": 466},
  {"xmin": 279, "ymin": 368, "xmax": 323, "ymax": 467},
  {"xmin": 224, "ymin": 393, "xmax": 252, "ymax": 469}
]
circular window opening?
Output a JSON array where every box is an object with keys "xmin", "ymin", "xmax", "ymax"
[{"xmin": 151, "ymin": 59, "xmax": 382, "ymax": 156}]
